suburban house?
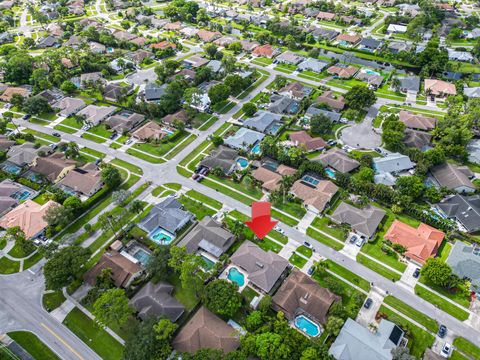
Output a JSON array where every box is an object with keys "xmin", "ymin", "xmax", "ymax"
[
  {"xmin": 130, "ymin": 281, "xmax": 185, "ymax": 322},
  {"xmin": 79, "ymin": 72, "xmax": 104, "ymax": 88},
  {"xmin": 240, "ymin": 40, "xmax": 259, "ymax": 52},
  {"xmin": 30, "ymin": 153, "xmax": 76, "ymax": 183},
  {"xmin": 144, "ymin": 83, "xmax": 168, "ymax": 103},
  {"xmin": 397, "ymin": 76, "xmax": 420, "ymax": 94},
  {"xmin": 6, "ymin": 143, "xmax": 52, "ymax": 168},
  {"xmin": 0, "ymin": 180, "xmax": 33, "ymax": 215},
  {"xmin": 243, "ymin": 111, "xmax": 283, "ymax": 135},
  {"xmin": 0, "ymin": 200, "xmax": 59, "ymax": 239},
  {"xmin": 446, "ymin": 241, "xmax": 480, "ymax": 294},
  {"xmin": 327, "ymin": 65, "xmax": 358, "ymax": 79},
  {"xmin": 172, "ymin": 306, "xmax": 240, "ymax": 354},
  {"xmin": 404, "ymin": 129, "xmax": 432, "ymax": 150},
  {"xmin": 139, "ymin": 198, "xmax": 193, "ymax": 237},
  {"xmin": 384, "ymin": 220, "xmax": 445, "ymax": 264},
  {"xmin": 464, "ymin": 87, "xmax": 480, "ymax": 99},
  {"xmin": 177, "ymin": 216, "xmax": 235, "ymax": 260},
  {"xmin": 0, "ymin": 136, "xmax": 15, "ymax": 152},
  {"xmin": 132, "ymin": 121, "xmax": 171, "ymax": 142},
  {"xmin": 358, "ymin": 37, "xmax": 382, "ymax": 52},
  {"xmin": 355, "ymin": 72, "xmax": 384, "ymax": 89},
  {"xmin": 0, "ymin": 87, "xmax": 31, "ymax": 102},
  {"xmin": 182, "ymin": 55, "xmax": 209, "ymax": 69},
  {"xmin": 275, "ymin": 51, "xmax": 304, "ymax": 65},
  {"xmin": 386, "ymin": 24, "xmax": 407, "ymax": 33},
  {"xmin": 57, "ymin": 163, "xmax": 102, "ymax": 198},
  {"xmin": 330, "ymin": 202, "xmax": 386, "ymax": 239},
  {"xmin": 53, "ymin": 97, "xmax": 86, "ymax": 117},
  {"xmin": 311, "ymin": 27, "xmax": 339, "ymax": 41},
  {"xmin": 224, "ymin": 128, "xmax": 265, "ymax": 151},
  {"xmin": 317, "ymin": 11, "xmax": 336, "ymax": 21},
  {"xmin": 279, "ymin": 82, "xmax": 312, "ymax": 100},
  {"xmin": 329, "ymin": 318, "xmax": 405, "ymax": 360},
  {"xmin": 85, "ymin": 248, "xmax": 143, "ymax": 288},
  {"xmin": 77, "ymin": 105, "xmax": 118, "ymax": 126},
  {"xmin": 200, "ymin": 146, "xmax": 239, "ymax": 175},
  {"xmin": 252, "ymin": 44, "xmax": 277, "ymax": 58},
  {"xmin": 298, "ymin": 58, "xmax": 328, "ymax": 73},
  {"xmin": 372, "ymin": 153, "xmax": 414, "ymax": 175},
  {"xmin": 424, "ymin": 79, "xmax": 457, "ymax": 97},
  {"xmin": 196, "ymin": 29, "xmax": 221, "ymax": 43},
  {"xmin": 399, "ymin": 110, "xmax": 437, "ymax": 131},
  {"xmin": 230, "ymin": 241, "xmax": 290, "ymax": 294},
  {"xmin": 268, "ymin": 95, "xmax": 299, "ymax": 115},
  {"xmin": 336, "ymin": 33, "xmax": 362, "ymax": 46},
  {"xmin": 290, "ymin": 179, "xmax": 338, "ymax": 214},
  {"xmin": 430, "ymin": 163, "xmax": 476, "ymax": 193},
  {"xmin": 305, "ymin": 106, "xmax": 341, "ymax": 122},
  {"xmin": 272, "ymin": 268, "xmax": 340, "ymax": 324},
  {"xmin": 288, "ymin": 131, "xmax": 326, "ymax": 152},
  {"xmin": 314, "ymin": 148, "xmax": 360, "ymax": 173},
  {"xmin": 105, "ymin": 110, "xmax": 145, "ymax": 133},
  {"xmin": 103, "ymin": 83, "xmax": 133, "ymax": 102},
  {"xmin": 316, "ymin": 91, "xmax": 345, "ymax": 111},
  {"xmin": 162, "ymin": 109, "xmax": 189, "ymax": 126},
  {"xmin": 436, "ymin": 194, "xmax": 480, "ymax": 233},
  {"xmin": 252, "ymin": 164, "xmax": 296, "ymax": 192},
  {"xmin": 448, "ymin": 49, "xmax": 474, "ymax": 62}
]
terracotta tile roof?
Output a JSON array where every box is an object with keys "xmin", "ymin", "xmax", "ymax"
[
  {"xmin": 0, "ymin": 87, "xmax": 30, "ymax": 102},
  {"xmin": 399, "ymin": 110, "xmax": 437, "ymax": 130},
  {"xmin": 317, "ymin": 11, "xmax": 336, "ymax": 20},
  {"xmin": 196, "ymin": 29, "xmax": 221, "ymax": 42},
  {"xmin": 132, "ymin": 121, "xmax": 170, "ymax": 141},
  {"xmin": 253, "ymin": 44, "xmax": 276, "ymax": 58},
  {"xmin": 336, "ymin": 33, "xmax": 362, "ymax": 44},
  {"xmin": 252, "ymin": 167, "xmax": 283, "ymax": 191},
  {"xmin": 384, "ymin": 220, "xmax": 445, "ymax": 264},
  {"xmin": 149, "ymin": 41, "xmax": 177, "ymax": 50},
  {"xmin": 424, "ymin": 79, "xmax": 456, "ymax": 96},
  {"xmin": 327, "ymin": 65, "xmax": 358, "ymax": 78},
  {"xmin": 289, "ymin": 131, "xmax": 326, "ymax": 151}
]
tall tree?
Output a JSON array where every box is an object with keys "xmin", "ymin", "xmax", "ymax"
[
  {"xmin": 93, "ymin": 288, "xmax": 133, "ymax": 328},
  {"xmin": 203, "ymin": 279, "xmax": 243, "ymax": 318},
  {"xmin": 43, "ymin": 246, "xmax": 90, "ymax": 290}
]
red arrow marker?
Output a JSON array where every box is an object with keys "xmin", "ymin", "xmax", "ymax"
[{"xmin": 245, "ymin": 201, "xmax": 278, "ymax": 239}]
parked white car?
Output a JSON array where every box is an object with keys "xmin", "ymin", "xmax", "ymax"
[{"xmin": 440, "ymin": 343, "xmax": 451, "ymax": 358}]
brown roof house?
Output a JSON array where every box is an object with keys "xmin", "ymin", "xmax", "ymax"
[
  {"xmin": 57, "ymin": 163, "xmax": 102, "ymax": 197},
  {"xmin": 399, "ymin": 110, "xmax": 437, "ymax": 131},
  {"xmin": 316, "ymin": 91, "xmax": 345, "ymax": 111},
  {"xmin": 0, "ymin": 87, "xmax": 31, "ymax": 102},
  {"xmin": 0, "ymin": 199, "xmax": 59, "ymax": 239},
  {"xmin": 252, "ymin": 164, "xmax": 296, "ymax": 192},
  {"xmin": 0, "ymin": 179, "xmax": 26, "ymax": 216},
  {"xmin": 0, "ymin": 135, "xmax": 16, "ymax": 152},
  {"xmin": 162, "ymin": 109, "xmax": 189, "ymax": 126},
  {"xmin": 314, "ymin": 147, "xmax": 360, "ymax": 173},
  {"xmin": 336, "ymin": 33, "xmax": 362, "ymax": 46},
  {"xmin": 130, "ymin": 281, "xmax": 185, "ymax": 322},
  {"xmin": 331, "ymin": 201, "xmax": 386, "ymax": 239},
  {"xmin": 272, "ymin": 268, "xmax": 340, "ymax": 324},
  {"xmin": 403, "ymin": 129, "xmax": 432, "ymax": 150},
  {"xmin": 289, "ymin": 131, "xmax": 326, "ymax": 152},
  {"xmin": 53, "ymin": 97, "xmax": 86, "ymax": 117},
  {"xmin": 30, "ymin": 153, "xmax": 76, "ymax": 183},
  {"xmin": 290, "ymin": 178, "xmax": 338, "ymax": 214},
  {"xmin": 317, "ymin": 11, "xmax": 336, "ymax": 21},
  {"xmin": 425, "ymin": 79, "xmax": 457, "ymax": 97},
  {"xmin": 196, "ymin": 29, "xmax": 221, "ymax": 43},
  {"xmin": 431, "ymin": 162, "xmax": 476, "ymax": 193},
  {"xmin": 327, "ymin": 65, "xmax": 358, "ymax": 79},
  {"xmin": 85, "ymin": 248, "xmax": 143, "ymax": 288},
  {"xmin": 230, "ymin": 240, "xmax": 290, "ymax": 294},
  {"xmin": 132, "ymin": 121, "xmax": 172, "ymax": 141},
  {"xmin": 172, "ymin": 306, "xmax": 240, "ymax": 354},
  {"xmin": 105, "ymin": 110, "xmax": 145, "ymax": 133},
  {"xmin": 252, "ymin": 44, "xmax": 278, "ymax": 58}
]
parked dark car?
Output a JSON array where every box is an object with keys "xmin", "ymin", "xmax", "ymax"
[
  {"xmin": 192, "ymin": 174, "xmax": 199, "ymax": 180},
  {"xmin": 22, "ymin": 114, "xmax": 31, "ymax": 120},
  {"xmin": 109, "ymin": 132, "xmax": 117, "ymax": 139},
  {"xmin": 413, "ymin": 268, "xmax": 420, "ymax": 278},
  {"xmin": 438, "ymin": 325, "xmax": 447, "ymax": 338},
  {"xmin": 364, "ymin": 298, "xmax": 373, "ymax": 309},
  {"xmin": 52, "ymin": 132, "xmax": 61, "ymax": 137},
  {"xmin": 307, "ymin": 266, "xmax": 315, "ymax": 276}
]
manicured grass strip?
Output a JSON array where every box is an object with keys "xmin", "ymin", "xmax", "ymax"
[
  {"xmin": 126, "ymin": 148, "xmax": 166, "ymax": 163},
  {"xmin": 258, "ymin": 238, "xmax": 282, "ymax": 253},
  {"xmin": 164, "ymin": 133, "xmax": 197, "ymax": 160},
  {"xmin": 383, "ymin": 296, "xmax": 438, "ymax": 333},
  {"xmin": 54, "ymin": 125, "xmax": 78, "ymax": 134},
  {"xmin": 23, "ymin": 252, "xmax": 43, "ymax": 270},
  {"xmin": 271, "ymin": 209, "xmax": 299, "ymax": 226},
  {"xmin": 311, "ymin": 216, "xmax": 347, "ymax": 240},
  {"xmin": 306, "ymin": 227, "xmax": 344, "ymax": 250},
  {"xmin": 0, "ymin": 257, "xmax": 20, "ymax": 274},
  {"xmin": 451, "ymin": 351, "xmax": 469, "ymax": 360},
  {"xmin": 164, "ymin": 183, "xmax": 182, "ymax": 191},
  {"xmin": 8, "ymin": 243, "xmax": 35, "ymax": 258},
  {"xmin": 378, "ymin": 305, "xmax": 435, "ymax": 359},
  {"xmin": 8, "ymin": 331, "xmax": 60, "ymax": 360},
  {"xmin": 296, "ymin": 245, "xmax": 312, "ymax": 258},
  {"xmin": 453, "ymin": 337, "xmax": 480, "ymax": 359},
  {"xmin": 179, "ymin": 195, "xmax": 216, "ymax": 220},
  {"xmin": 81, "ymin": 132, "xmax": 106, "ymax": 143},
  {"xmin": 42, "ymin": 291, "xmax": 66, "ymax": 312},
  {"xmin": 80, "ymin": 147, "xmax": 105, "ymax": 159},
  {"xmin": 414, "ymin": 285, "xmax": 470, "ymax": 321},
  {"xmin": 201, "ymin": 177, "xmax": 255, "ymax": 206},
  {"xmin": 179, "ymin": 140, "xmax": 211, "ymax": 168},
  {"xmin": 22, "ymin": 129, "xmax": 60, "ymax": 143},
  {"xmin": 357, "ymin": 254, "xmax": 401, "ymax": 282},
  {"xmin": 185, "ymin": 189, "xmax": 222, "ymax": 210},
  {"xmin": 418, "ymin": 277, "xmax": 471, "ymax": 308},
  {"xmin": 267, "ymin": 230, "xmax": 288, "ymax": 244},
  {"xmin": 289, "ymin": 253, "xmax": 307, "ymax": 268},
  {"xmin": 110, "ymin": 158, "xmax": 143, "ymax": 175},
  {"xmin": 325, "ymin": 260, "xmax": 371, "ymax": 292},
  {"xmin": 63, "ymin": 308, "xmax": 123, "ymax": 360}
]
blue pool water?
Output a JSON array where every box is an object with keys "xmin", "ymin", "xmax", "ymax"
[
  {"xmin": 363, "ymin": 68, "xmax": 381, "ymax": 76},
  {"xmin": 237, "ymin": 157, "xmax": 249, "ymax": 169},
  {"xmin": 338, "ymin": 41, "xmax": 349, "ymax": 46},
  {"xmin": 150, "ymin": 227, "xmax": 175, "ymax": 245},
  {"xmin": 14, "ymin": 190, "xmax": 31, "ymax": 201},
  {"xmin": 201, "ymin": 255, "xmax": 215, "ymax": 270},
  {"xmin": 295, "ymin": 315, "xmax": 320, "ymax": 337},
  {"xmin": 228, "ymin": 267, "xmax": 245, "ymax": 287},
  {"xmin": 325, "ymin": 168, "xmax": 336, "ymax": 179},
  {"xmin": 3, "ymin": 164, "xmax": 21, "ymax": 175},
  {"xmin": 133, "ymin": 248, "xmax": 150, "ymax": 265},
  {"xmin": 251, "ymin": 144, "xmax": 261, "ymax": 155},
  {"xmin": 161, "ymin": 127, "xmax": 175, "ymax": 136},
  {"xmin": 268, "ymin": 122, "xmax": 282, "ymax": 134},
  {"xmin": 302, "ymin": 175, "xmax": 320, "ymax": 186},
  {"xmin": 107, "ymin": 47, "xmax": 114, "ymax": 53}
]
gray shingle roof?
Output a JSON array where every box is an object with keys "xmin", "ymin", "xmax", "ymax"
[
  {"xmin": 243, "ymin": 111, "xmax": 283, "ymax": 134},
  {"xmin": 446, "ymin": 241, "xmax": 480, "ymax": 291},
  {"xmin": 372, "ymin": 153, "xmax": 414, "ymax": 174},
  {"xmin": 224, "ymin": 128, "xmax": 265, "ymax": 151},
  {"xmin": 139, "ymin": 197, "xmax": 193, "ymax": 234},
  {"xmin": 200, "ymin": 146, "xmax": 238, "ymax": 174},
  {"xmin": 437, "ymin": 194, "xmax": 480, "ymax": 233},
  {"xmin": 431, "ymin": 163, "xmax": 475, "ymax": 192},
  {"xmin": 331, "ymin": 202, "xmax": 386, "ymax": 238},
  {"xmin": 305, "ymin": 106, "xmax": 341, "ymax": 122}
]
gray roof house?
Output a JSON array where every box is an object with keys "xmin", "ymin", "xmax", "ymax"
[
  {"xmin": 224, "ymin": 128, "xmax": 265, "ymax": 151},
  {"xmin": 52, "ymin": 97, "xmax": 86, "ymax": 117},
  {"xmin": 468, "ymin": 138, "xmax": 480, "ymax": 164},
  {"xmin": 177, "ymin": 216, "xmax": 235, "ymax": 258},
  {"xmin": 0, "ymin": 180, "xmax": 26, "ymax": 215},
  {"xmin": 268, "ymin": 95, "xmax": 299, "ymax": 115},
  {"xmin": 105, "ymin": 110, "xmax": 145, "ymax": 133},
  {"xmin": 130, "ymin": 281, "xmax": 185, "ymax": 322},
  {"xmin": 77, "ymin": 105, "xmax": 118, "ymax": 126},
  {"xmin": 331, "ymin": 202, "xmax": 386, "ymax": 239},
  {"xmin": 430, "ymin": 163, "xmax": 476, "ymax": 193},
  {"xmin": 372, "ymin": 153, "xmax": 415, "ymax": 174},
  {"xmin": 446, "ymin": 241, "xmax": 480, "ymax": 293},
  {"xmin": 314, "ymin": 147, "xmax": 360, "ymax": 173},
  {"xmin": 397, "ymin": 76, "xmax": 420, "ymax": 93},
  {"xmin": 298, "ymin": 58, "xmax": 328, "ymax": 73},
  {"xmin": 6, "ymin": 143, "xmax": 52, "ymax": 167},
  {"xmin": 144, "ymin": 83, "xmax": 168, "ymax": 102},
  {"xmin": 230, "ymin": 240, "xmax": 290, "ymax": 294},
  {"xmin": 463, "ymin": 87, "xmax": 480, "ymax": 99},
  {"xmin": 200, "ymin": 146, "xmax": 238, "ymax": 175},
  {"xmin": 243, "ymin": 111, "xmax": 283, "ymax": 134},
  {"xmin": 329, "ymin": 318, "xmax": 404, "ymax": 360},
  {"xmin": 139, "ymin": 197, "xmax": 193, "ymax": 235},
  {"xmin": 403, "ymin": 129, "xmax": 432, "ymax": 150},
  {"xmin": 437, "ymin": 194, "xmax": 480, "ymax": 233},
  {"xmin": 305, "ymin": 106, "xmax": 341, "ymax": 121},
  {"xmin": 359, "ymin": 37, "xmax": 382, "ymax": 51}
]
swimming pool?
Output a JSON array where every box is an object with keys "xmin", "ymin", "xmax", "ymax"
[
  {"xmin": 3, "ymin": 164, "xmax": 21, "ymax": 175},
  {"xmin": 338, "ymin": 41, "xmax": 349, "ymax": 46},
  {"xmin": 268, "ymin": 122, "xmax": 282, "ymax": 134},
  {"xmin": 302, "ymin": 175, "xmax": 320, "ymax": 186},
  {"xmin": 237, "ymin": 157, "xmax": 249, "ymax": 170},
  {"xmin": 150, "ymin": 227, "xmax": 175, "ymax": 245},
  {"xmin": 325, "ymin": 168, "xmax": 336, "ymax": 179},
  {"xmin": 363, "ymin": 68, "xmax": 381, "ymax": 76},
  {"xmin": 133, "ymin": 248, "xmax": 150, "ymax": 265},
  {"xmin": 201, "ymin": 255, "xmax": 215, "ymax": 270},
  {"xmin": 13, "ymin": 190, "xmax": 31, "ymax": 201},
  {"xmin": 251, "ymin": 143, "xmax": 261, "ymax": 155},
  {"xmin": 161, "ymin": 127, "xmax": 175, "ymax": 136},
  {"xmin": 295, "ymin": 315, "xmax": 320, "ymax": 337},
  {"xmin": 227, "ymin": 267, "xmax": 245, "ymax": 287}
]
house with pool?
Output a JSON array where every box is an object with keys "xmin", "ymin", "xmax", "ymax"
[
  {"xmin": 272, "ymin": 269, "xmax": 340, "ymax": 337},
  {"xmin": 223, "ymin": 127, "xmax": 265, "ymax": 153},
  {"xmin": 177, "ymin": 216, "xmax": 235, "ymax": 268},
  {"xmin": 3, "ymin": 143, "xmax": 53, "ymax": 175},
  {"xmin": 138, "ymin": 197, "xmax": 193, "ymax": 245},
  {"xmin": 290, "ymin": 177, "xmax": 338, "ymax": 214},
  {"xmin": 252, "ymin": 164, "xmax": 296, "ymax": 192},
  {"xmin": 199, "ymin": 146, "xmax": 239, "ymax": 176},
  {"xmin": 228, "ymin": 240, "xmax": 290, "ymax": 295},
  {"xmin": 0, "ymin": 179, "xmax": 37, "ymax": 216},
  {"xmin": 313, "ymin": 148, "xmax": 360, "ymax": 176},
  {"xmin": 243, "ymin": 111, "xmax": 283, "ymax": 135}
]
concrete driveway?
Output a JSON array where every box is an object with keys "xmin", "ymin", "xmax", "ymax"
[
  {"xmin": 340, "ymin": 104, "xmax": 382, "ymax": 149},
  {"xmin": 399, "ymin": 262, "xmax": 420, "ymax": 290},
  {"xmin": 356, "ymin": 287, "xmax": 386, "ymax": 327}
]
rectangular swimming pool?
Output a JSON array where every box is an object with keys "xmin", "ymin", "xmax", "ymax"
[
  {"xmin": 294, "ymin": 315, "xmax": 320, "ymax": 337},
  {"xmin": 133, "ymin": 248, "xmax": 150, "ymax": 266},
  {"xmin": 302, "ymin": 175, "xmax": 320, "ymax": 186},
  {"xmin": 13, "ymin": 190, "xmax": 32, "ymax": 201},
  {"xmin": 150, "ymin": 227, "xmax": 175, "ymax": 245}
]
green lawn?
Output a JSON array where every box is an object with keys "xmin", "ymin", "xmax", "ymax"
[
  {"xmin": 378, "ymin": 305, "xmax": 435, "ymax": 358},
  {"xmin": 23, "ymin": 252, "xmax": 43, "ymax": 270},
  {"xmin": 267, "ymin": 230, "xmax": 288, "ymax": 244},
  {"xmin": 87, "ymin": 124, "xmax": 113, "ymax": 138},
  {"xmin": 451, "ymin": 351, "xmax": 469, "ymax": 360},
  {"xmin": 7, "ymin": 331, "xmax": 60, "ymax": 360},
  {"xmin": 311, "ymin": 216, "xmax": 347, "ymax": 240},
  {"xmin": 32, "ymin": 193, "xmax": 49, "ymax": 205},
  {"xmin": 241, "ymin": 286, "xmax": 259, "ymax": 304},
  {"xmin": 110, "ymin": 158, "xmax": 143, "ymax": 175},
  {"xmin": 325, "ymin": 260, "xmax": 371, "ymax": 292},
  {"xmin": 80, "ymin": 148, "xmax": 105, "ymax": 159},
  {"xmin": 164, "ymin": 134, "xmax": 197, "ymax": 160},
  {"xmin": 22, "ymin": 129, "xmax": 60, "ymax": 143},
  {"xmin": 414, "ymin": 285, "xmax": 470, "ymax": 321},
  {"xmin": 257, "ymin": 238, "xmax": 283, "ymax": 253},
  {"xmin": 81, "ymin": 132, "xmax": 106, "ymax": 143},
  {"xmin": 383, "ymin": 296, "xmax": 438, "ymax": 333},
  {"xmin": 0, "ymin": 257, "xmax": 20, "ymax": 274},
  {"xmin": 178, "ymin": 195, "xmax": 216, "ymax": 220},
  {"xmin": 296, "ymin": 245, "xmax": 312, "ymax": 258},
  {"xmin": 126, "ymin": 148, "xmax": 166, "ymax": 163},
  {"xmin": 418, "ymin": 276, "xmax": 471, "ymax": 308},
  {"xmin": 8, "ymin": 243, "xmax": 35, "ymax": 259},
  {"xmin": 289, "ymin": 253, "xmax": 308, "ymax": 268},
  {"xmin": 132, "ymin": 131, "xmax": 193, "ymax": 157},
  {"xmin": 185, "ymin": 190, "xmax": 222, "ymax": 210},
  {"xmin": 42, "ymin": 291, "xmax": 66, "ymax": 312},
  {"xmin": 167, "ymin": 273, "xmax": 199, "ymax": 311},
  {"xmin": 60, "ymin": 116, "xmax": 83, "ymax": 129},
  {"xmin": 63, "ymin": 308, "xmax": 124, "ymax": 360},
  {"xmin": 306, "ymin": 227, "xmax": 344, "ymax": 250},
  {"xmin": 453, "ymin": 338, "xmax": 480, "ymax": 360},
  {"xmin": 357, "ymin": 253, "xmax": 401, "ymax": 282},
  {"xmin": 164, "ymin": 183, "xmax": 182, "ymax": 191},
  {"xmin": 271, "ymin": 208, "xmax": 299, "ymax": 227}
]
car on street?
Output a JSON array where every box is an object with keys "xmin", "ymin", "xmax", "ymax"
[
  {"xmin": 22, "ymin": 114, "xmax": 31, "ymax": 120},
  {"xmin": 327, "ymin": 139, "xmax": 337, "ymax": 146},
  {"xmin": 413, "ymin": 268, "xmax": 420, "ymax": 278},
  {"xmin": 4, "ymin": 103, "xmax": 12, "ymax": 109},
  {"xmin": 125, "ymin": 139, "xmax": 133, "ymax": 145},
  {"xmin": 440, "ymin": 343, "xmax": 451, "ymax": 358},
  {"xmin": 438, "ymin": 325, "xmax": 447, "ymax": 338},
  {"xmin": 94, "ymin": 158, "xmax": 102, "ymax": 166},
  {"xmin": 49, "ymin": 143, "xmax": 57, "ymax": 150},
  {"xmin": 109, "ymin": 132, "xmax": 117, "ymax": 140},
  {"xmin": 364, "ymin": 298, "xmax": 373, "ymax": 309},
  {"xmin": 274, "ymin": 225, "xmax": 285, "ymax": 234},
  {"xmin": 52, "ymin": 132, "xmax": 61, "ymax": 137},
  {"xmin": 303, "ymin": 241, "xmax": 312, "ymax": 249}
]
